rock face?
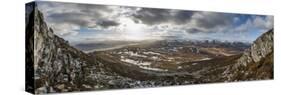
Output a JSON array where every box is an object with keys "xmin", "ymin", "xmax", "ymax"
[
  {"xmin": 26, "ymin": 4, "xmax": 96, "ymax": 93},
  {"xmin": 226, "ymin": 29, "xmax": 274, "ymax": 81}
]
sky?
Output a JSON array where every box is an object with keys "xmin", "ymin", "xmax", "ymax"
[{"xmin": 37, "ymin": 1, "xmax": 273, "ymax": 45}]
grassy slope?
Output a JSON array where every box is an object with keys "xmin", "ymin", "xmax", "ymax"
[{"xmin": 232, "ymin": 52, "xmax": 273, "ymax": 81}]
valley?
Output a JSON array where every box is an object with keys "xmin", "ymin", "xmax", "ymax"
[{"xmin": 88, "ymin": 40, "xmax": 250, "ymax": 82}]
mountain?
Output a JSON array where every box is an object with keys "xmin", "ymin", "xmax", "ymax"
[
  {"xmin": 26, "ymin": 4, "xmax": 92, "ymax": 93},
  {"xmin": 225, "ymin": 29, "xmax": 274, "ymax": 81}
]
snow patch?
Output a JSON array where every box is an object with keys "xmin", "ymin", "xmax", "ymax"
[
  {"xmin": 151, "ymin": 56, "xmax": 159, "ymax": 60},
  {"xmin": 201, "ymin": 58, "xmax": 211, "ymax": 61},
  {"xmin": 123, "ymin": 51, "xmax": 147, "ymax": 58},
  {"xmin": 139, "ymin": 66, "xmax": 168, "ymax": 71},
  {"xmin": 143, "ymin": 51, "xmax": 161, "ymax": 55},
  {"xmin": 177, "ymin": 66, "xmax": 182, "ymax": 69},
  {"xmin": 121, "ymin": 58, "xmax": 151, "ymax": 66}
]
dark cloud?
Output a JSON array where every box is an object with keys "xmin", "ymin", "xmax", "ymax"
[
  {"xmin": 173, "ymin": 11, "xmax": 194, "ymax": 24},
  {"xmin": 185, "ymin": 28, "xmax": 202, "ymax": 34},
  {"xmin": 132, "ymin": 8, "xmax": 172, "ymax": 25},
  {"xmin": 132, "ymin": 8, "xmax": 236, "ymax": 32},
  {"xmin": 75, "ymin": 3, "xmax": 114, "ymax": 15},
  {"xmin": 96, "ymin": 20, "xmax": 120, "ymax": 28},
  {"xmin": 193, "ymin": 12, "xmax": 234, "ymax": 29},
  {"xmin": 132, "ymin": 8, "xmax": 194, "ymax": 25}
]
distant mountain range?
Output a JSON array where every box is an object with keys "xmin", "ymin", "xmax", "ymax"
[{"xmin": 75, "ymin": 39, "xmax": 251, "ymax": 53}]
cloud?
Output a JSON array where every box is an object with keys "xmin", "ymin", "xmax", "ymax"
[
  {"xmin": 36, "ymin": 1, "xmax": 273, "ymax": 43},
  {"xmin": 131, "ymin": 9, "xmax": 237, "ymax": 34},
  {"xmin": 233, "ymin": 15, "xmax": 273, "ymax": 33},
  {"xmin": 37, "ymin": 1, "xmax": 119, "ymax": 37},
  {"xmin": 96, "ymin": 20, "xmax": 120, "ymax": 28},
  {"xmin": 132, "ymin": 8, "xmax": 172, "ymax": 25},
  {"xmin": 172, "ymin": 10, "xmax": 195, "ymax": 24},
  {"xmin": 191, "ymin": 12, "xmax": 233, "ymax": 29},
  {"xmin": 252, "ymin": 16, "xmax": 273, "ymax": 30},
  {"xmin": 47, "ymin": 12, "xmax": 93, "ymax": 26},
  {"xmin": 132, "ymin": 8, "xmax": 194, "ymax": 25}
]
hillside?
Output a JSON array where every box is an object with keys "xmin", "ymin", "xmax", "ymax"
[
  {"xmin": 225, "ymin": 29, "xmax": 274, "ymax": 81},
  {"xmin": 26, "ymin": 3, "xmax": 94, "ymax": 93}
]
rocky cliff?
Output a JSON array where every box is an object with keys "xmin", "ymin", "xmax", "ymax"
[
  {"xmin": 26, "ymin": 4, "xmax": 98, "ymax": 93},
  {"xmin": 226, "ymin": 29, "xmax": 274, "ymax": 81}
]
